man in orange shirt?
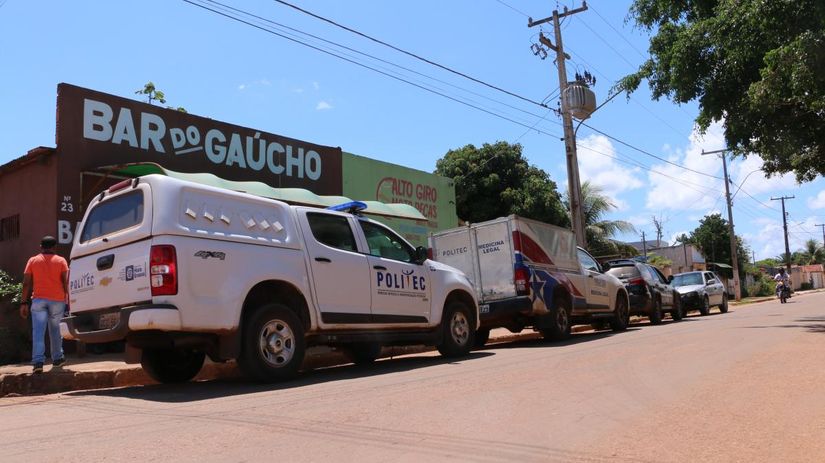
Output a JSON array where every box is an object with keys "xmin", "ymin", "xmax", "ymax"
[{"xmin": 19, "ymin": 236, "xmax": 69, "ymax": 373}]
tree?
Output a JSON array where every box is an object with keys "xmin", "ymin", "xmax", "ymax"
[
  {"xmin": 800, "ymin": 238, "xmax": 824, "ymax": 264},
  {"xmin": 135, "ymin": 82, "xmax": 187, "ymax": 112},
  {"xmin": 574, "ymin": 181, "xmax": 636, "ymax": 256},
  {"xmin": 434, "ymin": 142, "xmax": 569, "ymax": 226},
  {"xmin": 686, "ymin": 213, "xmax": 749, "ymax": 278},
  {"xmin": 621, "ymin": 1, "xmax": 825, "ymax": 182}
]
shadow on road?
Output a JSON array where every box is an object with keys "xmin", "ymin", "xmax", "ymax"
[
  {"xmin": 742, "ymin": 316, "xmax": 825, "ymax": 334},
  {"xmin": 64, "ymin": 351, "xmax": 495, "ymax": 403}
]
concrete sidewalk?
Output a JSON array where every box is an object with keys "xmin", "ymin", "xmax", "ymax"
[{"xmin": 5, "ymin": 291, "xmax": 811, "ymax": 398}]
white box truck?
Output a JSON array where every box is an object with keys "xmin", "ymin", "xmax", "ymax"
[
  {"xmin": 430, "ymin": 215, "xmax": 629, "ymax": 345},
  {"xmin": 63, "ymin": 174, "xmax": 478, "ymax": 383}
]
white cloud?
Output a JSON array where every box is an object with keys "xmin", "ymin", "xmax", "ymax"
[
  {"xmin": 808, "ymin": 190, "xmax": 825, "ymax": 209},
  {"xmin": 237, "ymin": 79, "xmax": 271, "ymax": 91},
  {"xmin": 292, "ymin": 87, "xmax": 304, "ymax": 94},
  {"xmin": 730, "ymin": 155, "xmax": 796, "ymax": 197},
  {"xmin": 312, "ymin": 81, "xmax": 320, "ymax": 90},
  {"xmin": 645, "ymin": 122, "xmax": 725, "ymax": 211},
  {"xmin": 576, "ymin": 134, "xmax": 644, "ymax": 206},
  {"xmin": 316, "ymin": 101, "xmax": 333, "ymax": 110}
]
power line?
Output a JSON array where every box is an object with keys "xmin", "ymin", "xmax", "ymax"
[
  {"xmin": 574, "ymin": 14, "xmax": 639, "ymax": 70},
  {"xmin": 184, "ymin": 0, "xmax": 565, "ymax": 139},
  {"xmin": 493, "ymin": 0, "xmax": 530, "ymax": 18},
  {"xmin": 200, "ymin": 0, "xmax": 548, "ymax": 123},
  {"xmin": 272, "ymin": 0, "xmax": 549, "ymax": 108},
  {"xmin": 579, "ymin": 122, "xmax": 722, "ymax": 179},
  {"xmin": 587, "ymin": 2, "xmax": 648, "ymax": 60}
]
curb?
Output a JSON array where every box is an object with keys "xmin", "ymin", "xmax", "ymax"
[{"xmin": 0, "ymin": 327, "xmax": 580, "ymax": 398}]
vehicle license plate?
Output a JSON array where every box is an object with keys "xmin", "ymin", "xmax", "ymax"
[{"xmin": 98, "ymin": 312, "xmax": 120, "ymax": 330}]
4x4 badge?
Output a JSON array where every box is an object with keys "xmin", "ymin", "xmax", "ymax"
[{"xmin": 194, "ymin": 251, "xmax": 226, "ymax": 260}]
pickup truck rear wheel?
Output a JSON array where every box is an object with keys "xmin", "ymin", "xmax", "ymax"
[
  {"xmin": 239, "ymin": 303, "xmax": 306, "ymax": 382},
  {"xmin": 540, "ymin": 294, "xmax": 572, "ymax": 341},
  {"xmin": 437, "ymin": 301, "xmax": 474, "ymax": 357},
  {"xmin": 649, "ymin": 298, "xmax": 663, "ymax": 325},
  {"xmin": 609, "ymin": 293, "xmax": 629, "ymax": 331},
  {"xmin": 347, "ymin": 343, "xmax": 383, "ymax": 365},
  {"xmin": 141, "ymin": 348, "xmax": 205, "ymax": 384}
]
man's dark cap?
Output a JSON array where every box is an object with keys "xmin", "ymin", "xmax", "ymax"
[{"xmin": 41, "ymin": 236, "xmax": 57, "ymax": 249}]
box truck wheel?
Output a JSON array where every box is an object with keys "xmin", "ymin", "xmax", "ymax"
[
  {"xmin": 347, "ymin": 342, "xmax": 383, "ymax": 365},
  {"xmin": 437, "ymin": 301, "xmax": 474, "ymax": 357},
  {"xmin": 141, "ymin": 348, "xmax": 205, "ymax": 384},
  {"xmin": 474, "ymin": 328, "xmax": 491, "ymax": 348},
  {"xmin": 239, "ymin": 303, "xmax": 306, "ymax": 382}
]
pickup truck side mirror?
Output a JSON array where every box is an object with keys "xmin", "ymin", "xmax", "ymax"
[
  {"xmin": 413, "ymin": 246, "xmax": 428, "ymax": 264},
  {"xmin": 602, "ymin": 262, "xmax": 611, "ymax": 272},
  {"xmin": 667, "ymin": 275, "xmax": 673, "ymax": 283},
  {"xmin": 706, "ymin": 279, "xmax": 715, "ymax": 286}
]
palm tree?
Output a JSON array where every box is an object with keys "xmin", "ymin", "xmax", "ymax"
[
  {"xmin": 567, "ymin": 181, "xmax": 636, "ymax": 256},
  {"xmin": 802, "ymin": 239, "xmax": 823, "ymax": 264}
]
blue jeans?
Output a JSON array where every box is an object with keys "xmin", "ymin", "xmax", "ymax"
[{"xmin": 31, "ymin": 298, "xmax": 65, "ymax": 364}]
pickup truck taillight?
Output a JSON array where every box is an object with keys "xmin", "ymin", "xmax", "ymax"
[
  {"xmin": 515, "ymin": 267, "xmax": 530, "ymax": 296},
  {"xmin": 150, "ymin": 245, "xmax": 178, "ymax": 296}
]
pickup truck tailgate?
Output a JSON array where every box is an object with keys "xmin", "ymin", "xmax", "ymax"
[{"xmin": 69, "ymin": 240, "xmax": 153, "ymax": 313}]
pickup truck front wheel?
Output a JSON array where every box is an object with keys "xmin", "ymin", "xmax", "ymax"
[
  {"xmin": 239, "ymin": 303, "xmax": 306, "ymax": 382},
  {"xmin": 609, "ymin": 293, "xmax": 629, "ymax": 331},
  {"xmin": 437, "ymin": 302, "xmax": 474, "ymax": 357},
  {"xmin": 141, "ymin": 348, "xmax": 205, "ymax": 384}
]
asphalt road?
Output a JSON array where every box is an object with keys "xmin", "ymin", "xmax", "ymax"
[{"xmin": 2, "ymin": 293, "xmax": 825, "ymax": 462}]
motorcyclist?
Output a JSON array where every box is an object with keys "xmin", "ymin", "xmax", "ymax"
[{"xmin": 774, "ymin": 268, "xmax": 791, "ymax": 298}]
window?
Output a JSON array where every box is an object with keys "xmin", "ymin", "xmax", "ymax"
[
  {"xmin": 80, "ymin": 191, "xmax": 144, "ymax": 243},
  {"xmin": 359, "ymin": 220, "xmax": 414, "ymax": 262},
  {"xmin": 0, "ymin": 214, "xmax": 20, "ymax": 241},
  {"xmin": 638, "ymin": 264, "xmax": 655, "ymax": 282},
  {"xmin": 650, "ymin": 266, "xmax": 668, "ymax": 284},
  {"xmin": 306, "ymin": 213, "xmax": 357, "ymax": 252},
  {"xmin": 577, "ymin": 249, "xmax": 600, "ymax": 272}
]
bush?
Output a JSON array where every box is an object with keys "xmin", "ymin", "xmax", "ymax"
[
  {"xmin": 800, "ymin": 282, "xmax": 813, "ymax": 291},
  {"xmin": 0, "ymin": 270, "xmax": 29, "ymax": 365}
]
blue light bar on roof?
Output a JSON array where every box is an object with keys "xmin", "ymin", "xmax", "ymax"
[{"xmin": 326, "ymin": 201, "xmax": 368, "ymax": 214}]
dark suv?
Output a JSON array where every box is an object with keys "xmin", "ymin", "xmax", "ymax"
[{"xmin": 605, "ymin": 260, "xmax": 682, "ymax": 325}]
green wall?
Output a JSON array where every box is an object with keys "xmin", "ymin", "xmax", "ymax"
[{"xmin": 342, "ymin": 152, "xmax": 458, "ymax": 247}]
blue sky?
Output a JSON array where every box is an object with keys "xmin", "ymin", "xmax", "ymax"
[{"xmin": 1, "ymin": 0, "xmax": 823, "ymax": 261}]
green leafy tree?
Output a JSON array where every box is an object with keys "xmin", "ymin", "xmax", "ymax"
[
  {"xmin": 621, "ymin": 0, "xmax": 825, "ymax": 182},
  {"xmin": 571, "ymin": 181, "xmax": 637, "ymax": 256},
  {"xmin": 0, "ymin": 269, "xmax": 21, "ymax": 304},
  {"xmin": 135, "ymin": 81, "xmax": 187, "ymax": 112},
  {"xmin": 685, "ymin": 213, "xmax": 749, "ymax": 278},
  {"xmin": 434, "ymin": 142, "xmax": 569, "ymax": 226},
  {"xmin": 800, "ymin": 238, "xmax": 824, "ymax": 264}
]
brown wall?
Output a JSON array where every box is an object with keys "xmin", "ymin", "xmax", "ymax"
[{"xmin": 0, "ymin": 156, "xmax": 59, "ymax": 279}]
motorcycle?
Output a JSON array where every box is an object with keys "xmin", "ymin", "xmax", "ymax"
[{"xmin": 776, "ymin": 281, "xmax": 791, "ymax": 303}]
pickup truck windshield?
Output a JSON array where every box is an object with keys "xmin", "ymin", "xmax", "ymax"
[{"xmin": 80, "ymin": 190, "xmax": 144, "ymax": 243}]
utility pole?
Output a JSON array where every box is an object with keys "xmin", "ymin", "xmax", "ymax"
[
  {"xmin": 702, "ymin": 149, "xmax": 741, "ymax": 301},
  {"xmin": 771, "ymin": 195, "xmax": 795, "ymax": 273},
  {"xmin": 528, "ymin": 2, "xmax": 588, "ymax": 248},
  {"xmin": 815, "ymin": 223, "xmax": 825, "ymax": 253},
  {"xmin": 641, "ymin": 231, "xmax": 647, "ymax": 259}
]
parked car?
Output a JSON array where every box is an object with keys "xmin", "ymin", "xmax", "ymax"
[
  {"xmin": 605, "ymin": 260, "xmax": 682, "ymax": 324},
  {"xmin": 671, "ymin": 271, "xmax": 728, "ymax": 315}
]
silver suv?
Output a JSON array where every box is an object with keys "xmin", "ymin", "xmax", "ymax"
[{"xmin": 670, "ymin": 271, "xmax": 728, "ymax": 315}]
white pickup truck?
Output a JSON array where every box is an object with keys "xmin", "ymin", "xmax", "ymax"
[
  {"xmin": 430, "ymin": 215, "xmax": 629, "ymax": 345},
  {"xmin": 63, "ymin": 174, "xmax": 478, "ymax": 383}
]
